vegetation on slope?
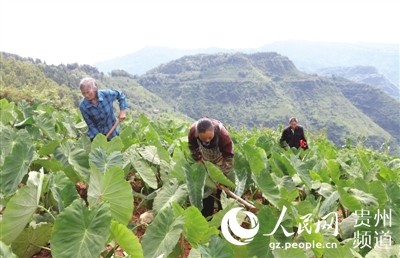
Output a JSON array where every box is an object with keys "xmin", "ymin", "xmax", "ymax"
[{"xmin": 138, "ymin": 52, "xmax": 400, "ymax": 154}]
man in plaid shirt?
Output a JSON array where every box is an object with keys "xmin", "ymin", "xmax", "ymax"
[{"xmin": 79, "ymin": 77, "xmax": 128, "ymax": 140}]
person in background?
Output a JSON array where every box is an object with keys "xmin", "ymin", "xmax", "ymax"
[
  {"xmin": 280, "ymin": 117, "xmax": 308, "ymax": 150},
  {"xmin": 79, "ymin": 77, "xmax": 128, "ymax": 141},
  {"xmin": 188, "ymin": 117, "xmax": 235, "ymax": 218}
]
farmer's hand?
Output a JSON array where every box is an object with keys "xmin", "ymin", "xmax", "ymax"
[
  {"xmin": 196, "ymin": 156, "xmax": 203, "ymax": 164},
  {"xmin": 118, "ymin": 110, "xmax": 126, "ymax": 122}
]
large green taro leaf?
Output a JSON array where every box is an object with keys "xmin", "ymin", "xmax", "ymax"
[
  {"xmin": 198, "ymin": 235, "xmax": 235, "ymax": 258},
  {"xmin": 110, "ymin": 220, "xmax": 143, "ymax": 258},
  {"xmin": 204, "ymin": 161, "xmax": 236, "ymax": 188},
  {"xmin": 185, "ymin": 163, "xmax": 206, "ymax": 210},
  {"xmin": 183, "ymin": 206, "xmax": 218, "ymax": 248},
  {"xmin": 11, "ymin": 223, "xmax": 53, "ymax": 258},
  {"xmin": 89, "ymin": 148, "xmax": 124, "ymax": 174},
  {"xmin": 50, "ymin": 199, "xmax": 111, "ymax": 258},
  {"xmin": 87, "ymin": 166, "xmax": 133, "ymax": 225},
  {"xmin": 91, "ymin": 133, "xmax": 124, "ymax": 154},
  {"xmin": 0, "ymin": 171, "xmax": 44, "ymax": 244},
  {"xmin": 48, "ymin": 171, "xmax": 79, "ymax": 212},
  {"xmin": 36, "ymin": 112, "xmax": 56, "ymax": 140},
  {"xmin": 141, "ymin": 206, "xmax": 185, "ymax": 258},
  {"xmin": 0, "ymin": 140, "xmax": 36, "ymax": 196},
  {"xmin": 153, "ymin": 178, "xmax": 188, "ymax": 215},
  {"xmin": 251, "ymin": 169, "xmax": 280, "ymax": 208},
  {"xmin": 126, "ymin": 146, "xmax": 158, "ymax": 189},
  {"xmin": 53, "ymin": 139, "xmax": 90, "ymax": 183}
]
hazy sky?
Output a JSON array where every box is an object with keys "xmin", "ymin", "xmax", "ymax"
[{"xmin": 1, "ymin": 0, "xmax": 398, "ymax": 65}]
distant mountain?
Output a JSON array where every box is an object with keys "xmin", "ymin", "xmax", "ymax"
[
  {"xmin": 137, "ymin": 52, "xmax": 400, "ymax": 154},
  {"xmin": 316, "ymin": 66, "xmax": 399, "ymax": 100},
  {"xmin": 254, "ymin": 41, "xmax": 399, "ymax": 87},
  {"xmin": 93, "ymin": 41, "xmax": 399, "ymax": 87},
  {"xmin": 93, "ymin": 46, "xmax": 237, "ymax": 76}
]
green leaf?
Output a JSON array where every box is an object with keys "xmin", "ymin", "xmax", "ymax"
[
  {"xmin": 127, "ymin": 146, "xmax": 158, "ymax": 189},
  {"xmin": 143, "ymin": 124, "xmax": 171, "ymax": 162},
  {"xmin": 11, "ymin": 223, "xmax": 53, "ymax": 258},
  {"xmin": 338, "ymin": 213, "xmax": 358, "ymax": 240},
  {"xmin": 38, "ymin": 140, "xmax": 60, "ymax": 156},
  {"xmin": 0, "ymin": 141, "xmax": 36, "ymax": 196},
  {"xmin": 337, "ymin": 187, "xmax": 362, "ymax": 212},
  {"xmin": 169, "ymin": 147, "xmax": 188, "ymax": 183},
  {"xmin": 183, "ymin": 206, "xmax": 216, "ymax": 248},
  {"xmin": 91, "ymin": 134, "xmax": 124, "ymax": 154},
  {"xmin": 247, "ymin": 205, "xmax": 275, "ymax": 258},
  {"xmin": 365, "ymin": 244, "xmax": 400, "ymax": 258},
  {"xmin": 297, "ymin": 223, "xmax": 324, "ymax": 257},
  {"xmin": 110, "ymin": 220, "xmax": 143, "ymax": 258},
  {"xmin": 0, "ymin": 171, "xmax": 44, "ymax": 244},
  {"xmin": 89, "ymin": 149, "xmax": 124, "ymax": 174},
  {"xmin": 76, "ymin": 135, "xmax": 92, "ymax": 153},
  {"xmin": 32, "ymin": 158, "xmax": 63, "ymax": 172},
  {"xmin": 323, "ymin": 238, "xmax": 354, "ymax": 258},
  {"xmin": 242, "ymin": 143, "xmax": 266, "ymax": 174},
  {"xmin": 198, "ymin": 235, "xmax": 235, "ymax": 258},
  {"xmin": 0, "ymin": 99, "xmax": 16, "ymax": 125},
  {"xmin": 0, "ymin": 126, "xmax": 16, "ymax": 159},
  {"xmin": 234, "ymin": 169, "xmax": 247, "ymax": 197},
  {"xmin": 185, "ymin": 163, "xmax": 206, "ymax": 210},
  {"xmin": 251, "ymin": 169, "xmax": 281, "ymax": 208},
  {"xmin": 50, "ymin": 199, "xmax": 111, "ymax": 258},
  {"xmin": 153, "ymin": 178, "xmax": 188, "ymax": 215},
  {"xmin": 205, "ymin": 161, "xmax": 236, "ymax": 188},
  {"xmin": 318, "ymin": 191, "xmax": 339, "ymax": 217},
  {"xmin": 0, "ymin": 241, "xmax": 18, "ymax": 258},
  {"xmin": 36, "ymin": 112, "xmax": 56, "ymax": 140},
  {"xmin": 208, "ymin": 202, "xmax": 236, "ymax": 229},
  {"xmin": 269, "ymin": 152, "xmax": 295, "ymax": 176},
  {"xmin": 87, "ymin": 166, "xmax": 133, "ymax": 225},
  {"xmin": 49, "ymin": 171, "xmax": 79, "ymax": 212},
  {"xmin": 53, "ymin": 139, "xmax": 90, "ymax": 182},
  {"xmin": 273, "ymin": 246, "xmax": 307, "ymax": 258},
  {"xmin": 188, "ymin": 248, "xmax": 202, "ymax": 258},
  {"xmin": 137, "ymin": 145, "xmax": 160, "ymax": 165},
  {"xmin": 17, "ymin": 100, "xmax": 34, "ymax": 120},
  {"xmin": 368, "ymin": 180, "xmax": 387, "ymax": 207},
  {"xmin": 289, "ymin": 154, "xmax": 312, "ymax": 189},
  {"xmin": 141, "ymin": 206, "xmax": 185, "ymax": 258},
  {"xmin": 14, "ymin": 117, "xmax": 34, "ymax": 128},
  {"xmin": 348, "ymin": 188, "xmax": 378, "ymax": 207}
]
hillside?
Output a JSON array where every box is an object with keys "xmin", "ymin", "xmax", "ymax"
[
  {"xmin": 138, "ymin": 52, "xmax": 400, "ymax": 153},
  {"xmin": 93, "ymin": 41, "xmax": 399, "ymax": 87},
  {"xmin": 0, "ymin": 52, "xmax": 191, "ymax": 122},
  {"xmin": 316, "ymin": 66, "xmax": 399, "ymax": 99}
]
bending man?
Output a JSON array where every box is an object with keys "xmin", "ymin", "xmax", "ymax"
[
  {"xmin": 188, "ymin": 117, "xmax": 234, "ymax": 217},
  {"xmin": 79, "ymin": 77, "xmax": 128, "ymax": 141}
]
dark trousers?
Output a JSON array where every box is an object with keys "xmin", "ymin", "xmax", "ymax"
[{"xmin": 201, "ymin": 189, "xmax": 222, "ymax": 218}]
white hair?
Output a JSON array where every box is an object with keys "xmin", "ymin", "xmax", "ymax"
[{"xmin": 79, "ymin": 77, "xmax": 97, "ymax": 90}]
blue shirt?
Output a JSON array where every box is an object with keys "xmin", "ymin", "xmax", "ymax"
[{"xmin": 79, "ymin": 89, "xmax": 128, "ymax": 140}]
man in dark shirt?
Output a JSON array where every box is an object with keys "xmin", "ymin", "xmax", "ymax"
[
  {"xmin": 79, "ymin": 77, "xmax": 128, "ymax": 140},
  {"xmin": 280, "ymin": 117, "xmax": 308, "ymax": 150},
  {"xmin": 188, "ymin": 117, "xmax": 234, "ymax": 217}
]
